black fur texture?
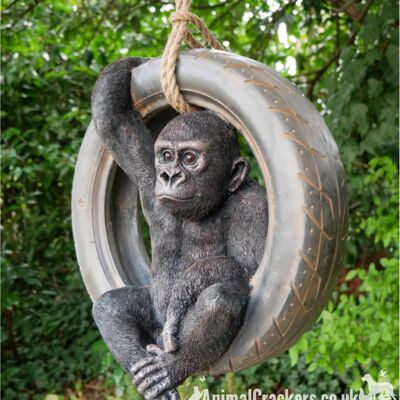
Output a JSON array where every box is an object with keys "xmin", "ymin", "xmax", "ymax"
[{"xmin": 91, "ymin": 57, "xmax": 268, "ymax": 400}]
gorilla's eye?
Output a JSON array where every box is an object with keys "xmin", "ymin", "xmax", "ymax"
[
  {"xmin": 162, "ymin": 150, "xmax": 174, "ymax": 163},
  {"xmin": 182, "ymin": 151, "xmax": 197, "ymax": 165}
]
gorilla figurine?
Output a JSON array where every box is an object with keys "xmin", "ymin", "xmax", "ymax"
[{"xmin": 91, "ymin": 57, "xmax": 268, "ymax": 400}]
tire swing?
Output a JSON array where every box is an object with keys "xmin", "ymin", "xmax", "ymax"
[{"xmin": 72, "ymin": 1, "xmax": 348, "ymax": 376}]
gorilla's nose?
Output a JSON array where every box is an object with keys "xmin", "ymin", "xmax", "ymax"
[{"xmin": 158, "ymin": 169, "xmax": 186, "ymax": 186}]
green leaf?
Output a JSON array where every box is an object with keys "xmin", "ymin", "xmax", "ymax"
[
  {"xmin": 386, "ymin": 45, "xmax": 399, "ymax": 74},
  {"xmin": 345, "ymin": 270, "xmax": 359, "ymax": 281},
  {"xmin": 368, "ymin": 78, "xmax": 383, "ymax": 97}
]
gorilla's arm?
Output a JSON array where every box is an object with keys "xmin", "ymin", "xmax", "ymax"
[
  {"xmin": 227, "ymin": 181, "xmax": 268, "ymax": 277},
  {"xmin": 91, "ymin": 57, "xmax": 155, "ymax": 208}
]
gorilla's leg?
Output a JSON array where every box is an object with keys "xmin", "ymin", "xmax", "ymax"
[
  {"xmin": 161, "ymin": 256, "xmax": 247, "ymax": 353},
  {"xmin": 93, "ymin": 288, "xmax": 180, "ymax": 399},
  {"xmin": 131, "ymin": 280, "xmax": 249, "ymax": 399},
  {"xmin": 177, "ymin": 280, "xmax": 250, "ymax": 370},
  {"xmin": 92, "ymin": 287, "xmax": 161, "ymax": 371}
]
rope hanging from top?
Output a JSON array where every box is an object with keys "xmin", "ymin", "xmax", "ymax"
[{"xmin": 160, "ymin": 0, "xmax": 224, "ymax": 114}]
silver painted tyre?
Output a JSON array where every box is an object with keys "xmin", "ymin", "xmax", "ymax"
[{"xmin": 72, "ymin": 49, "xmax": 348, "ymax": 375}]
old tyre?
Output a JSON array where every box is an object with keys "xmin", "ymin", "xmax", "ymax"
[{"xmin": 72, "ymin": 49, "xmax": 348, "ymax": 374}]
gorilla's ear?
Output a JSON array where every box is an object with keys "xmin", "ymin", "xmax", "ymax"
[{"xmin": 229, "ymin": 157, "xmax": 250, "ymax": 193}]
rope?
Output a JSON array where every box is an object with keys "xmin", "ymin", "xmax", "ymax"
[{"xmin": 160, "ymin": 0, "xmax": 224, "ymax": 114}]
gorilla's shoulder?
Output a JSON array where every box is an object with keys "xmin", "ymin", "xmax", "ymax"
[{"xmin": 226, "ymin": 180, "xmax": 268, "ymax": 225}]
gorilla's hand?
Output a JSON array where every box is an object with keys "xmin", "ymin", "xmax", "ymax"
[{"xmin": 130, "ymin": 345, "xmax": 179, "ymax": 400}]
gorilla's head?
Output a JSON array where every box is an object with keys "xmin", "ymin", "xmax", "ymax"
[{"xmin": 154, "ymin": 111, "xmax": 249, "ymax": 221}]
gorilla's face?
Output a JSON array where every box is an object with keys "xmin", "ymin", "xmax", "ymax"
[
  {"xmin": 154, "ymin": 138, "xmax": 230, "ymax": 220},
  {"xmin": 154, "ymin": 111, "xmax": 250, "ymax": 221}
]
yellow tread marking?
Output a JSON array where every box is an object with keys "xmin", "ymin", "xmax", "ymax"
[
  {"xmin": 323, "ymin": 170, "xmax": 348, "ymax": 294},
  {"xmin": 285, "ymin": 132, "xmax": 325, "ymax": 159},
  {"xmin": 301, "ymin": 275, "xmax": 322, "ymax": 310},
  {"xmin": 255, "ymin": 342, "xmax": 272, "ymax": 360},
  {"xmin": 290, "ymin": 281, "xmax": 306, "ymax": 311},
  {"xmin": 254, "ymin": 338, "xmax": 261, "ymax": 359},
  {"xmin": 193, "ymin": 50, "xmax": 214, "ymax": 60},
  {"xmin": 292, "ymin": 256, "xmax": 322, "ymax": 312},
  {"xmin": 255, "ymin": 68, "xmax": 296, "ymax": 94},
  {"xmin": 263, "ymin": 332, "xmax": 300, "ymax": 361},
  {"xmin": 313, "ymin": 156, "xmax": 322, "ymax": 189},
  {"xmin": 272, "ymin": 317, "xmax": 286, "ymax": 342},
  {"xmin": 335, "ymin": 168, "xmax": 341, "ymax": 224},
  {"xmin": 314, "ymin": 274, "xmax": 322, "ymax": 300},
  {"xmin": 270, "ymin": 88, "xmax": 308, "ymax": 120},
  {"xmin": 226, "ymin": 66, "xmax": 290, "ymax": 94},
  {"xmin": 288, "ymin": 129, "xmax": 333, "ymax": 307},
  {"xmin": 281, "ymin": 303, "xmax": 302, "ymax": 335},
  {"xmin": 223, "ymin": 62, "xmax": 307, "ymax": 141},
  {"xmin": 303, "ymin": 207, "xmax": 333, "ymax": 240},
  {"xmin": 244, "ymin": 79, "xmax": 276, "ymax": 90},
  {"xmin": 269, "ymin": 107, "xmax": 308, "ymax": 124},
  {"xmin": 299, "ymin": 250, "xmax": 317, "ymax": 272},
  {"xmin": 298, "ymin": 174, "xmax": 335, "ymax": 228},
  {"xmin": 298, "ymin": 172, "xmax": 323, "ymax": 192},
  {"xmin": 324, "ymin": 213, "xmax": 340, "ymax": 291},
  {"xmin": 312, "ymin": 154, "xmax": 334, "ymax": 239},
  {"xmin": 297, "ymin": 253, "xmax": 322, "ymax": 308},
  {"xmin": 338, "ymin": 177, "xmax": 348, "ymax": 239},
  {"xmin": 341, "ymin": 209, "xmax": 348, "ymax": 240},
  {"xmin": 223, "ymin": 62, "xmax": 266, "ymax": 72},
  {"xmin": 310, "ymin": 157, "xmax": 327, "ymax": 301},
  {"xmin": 245, "ymin": 78, "xmax": 298, "ymax": 98}
]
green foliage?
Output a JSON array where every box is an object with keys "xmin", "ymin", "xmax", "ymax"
[
  {"xmin": 1, "ymin": 0, "xmax": 398, "ymax": 398},
  {"xmin": 360, "ymin": 157, "xmax": 398, "ymax": 247}
]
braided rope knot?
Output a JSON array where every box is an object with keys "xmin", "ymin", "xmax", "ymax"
[
  {"xmin": 169, "ymin": 10, "xmax": 192, "ymax": 22},
  {"xmin": 160, "ymin": 1, "xmax": 224, "ymax": 114}
]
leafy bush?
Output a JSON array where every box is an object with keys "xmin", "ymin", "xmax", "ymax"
[{"xmin": 1, "ymin": 0, "xmax": 398, "ymax": 398}]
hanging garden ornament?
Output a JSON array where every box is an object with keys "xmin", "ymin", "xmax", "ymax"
[{"xmin": 72, "ymin": 1, "xmax": 348, "ymax": 398}]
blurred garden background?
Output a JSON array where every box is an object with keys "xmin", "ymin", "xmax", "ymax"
[{"xmin": 1, "ymin": 0, "xmax": 399, "ymax": 399}]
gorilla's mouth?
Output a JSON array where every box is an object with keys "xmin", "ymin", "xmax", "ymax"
[{"xmin": 157, "ymin": 194, "xmax": 195, "ymax": 202}]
